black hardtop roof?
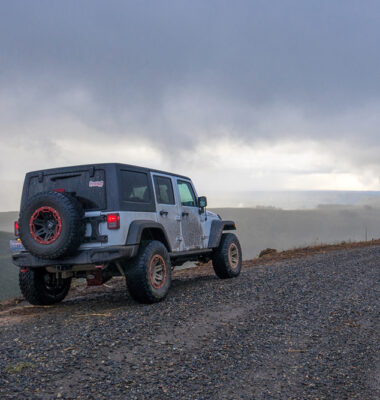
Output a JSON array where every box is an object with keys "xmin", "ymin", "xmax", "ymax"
[{"xmin": 26, "ymin": 163, "xmax": 191, "ymax": 181}]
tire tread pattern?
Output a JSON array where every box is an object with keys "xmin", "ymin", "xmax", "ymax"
[
  {"xmin": 212, "ymin": 233, "xmax": 242, "ymax": 279},
  {"xmin": 19, "ymin": 191, "xmax": 85, "ymax": 259},
  {"xmin": 126, "ymin": 241, "xmax": 172, "ymax": 304},
  {"xmin": 19, "ymin": 269, "xmax": 71, "ymax": 305}
]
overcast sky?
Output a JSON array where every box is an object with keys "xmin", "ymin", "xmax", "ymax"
[{"xmin": 1, "ymin": 0, "xmax": 380, "ymax": 210}]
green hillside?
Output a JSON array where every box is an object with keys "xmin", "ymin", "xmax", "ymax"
[
  {"xmin": 0, "ymin": 231, "xmax": 20, "ymax": 301},
  {"xmin": 0, "ymin": 211, "xmax": 19, "ymax": 233}
]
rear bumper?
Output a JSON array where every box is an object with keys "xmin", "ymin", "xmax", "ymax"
[{"xmin": 12, "ymin": 245, "xmax": 138, "ymax": 268}]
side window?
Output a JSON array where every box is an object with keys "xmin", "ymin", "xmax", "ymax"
[
  {"xmin": 153, "ymin": 176, "xmax": 175, "ymax": 205},
  {"xmin": 120, "ymin": 170, "xmax": 151, "ymax": 203},
  {"xmin": 177, "ymin": 180, "xmax": 197, "ymax": 207}
]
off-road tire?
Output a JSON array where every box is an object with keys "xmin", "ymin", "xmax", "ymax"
[
  {"xmin": 19, "ymin": 191, "xmax": 85, "ymax": 259},
  {"xmin": 126, "ymin": 241, "xmax": 172, "ymax": 304},
  {"xmin": 212, "ymin": 233, "xmax": 242, "ymax": 279},
  {"xmin": 19, "ymin": 268, "xmax": 71, "ymax": 305}
]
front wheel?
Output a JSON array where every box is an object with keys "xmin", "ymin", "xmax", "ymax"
[
  {"xmin": 19, "ymin": 268, "xmax": 71, "ymax": 305},
  {"xmin": 126, "ymin": 241, "xmax": 172, "ymax": 304},
  {"xmin": 212, "ymin": 233, "xmax": 242, "ymax": 279}
]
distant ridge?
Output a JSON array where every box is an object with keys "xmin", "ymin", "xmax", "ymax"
[{"xmin": 207, "ymin": 190, "xmax": 380, "ymax": 210}]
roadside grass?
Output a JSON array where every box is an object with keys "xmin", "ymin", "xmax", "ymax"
[
  {"xmin": 5, "ymin": 361, "xmax": 35, "ymax": 374},
  {"xmin": 247, "ymin": 238, "xmax": 380, "ymax": 266}
]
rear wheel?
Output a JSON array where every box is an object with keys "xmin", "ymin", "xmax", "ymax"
[
  {"xmin": 19, "ymin": 268, "xmax": 71, "ymax": 305},
  {"xmin": 126, "ymin": 241, "xmax": 172, "ymax": 304},
  {"xmin": 212, "ymin": 233, "xmax": 242, "ymax": 279}
]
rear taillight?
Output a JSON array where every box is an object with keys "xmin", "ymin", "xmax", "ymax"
[
  {"xmin": 14, "ymin": 221, "xmax": 19, "ymax": 237},
  {"xmin": 54, "ymin": 188, "xmax": 65, "ymax": 193},
  {"xmin": 107, "ymin": 213, "xmax": 120, "ymax": 229}
]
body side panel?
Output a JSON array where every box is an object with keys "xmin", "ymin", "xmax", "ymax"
[{"xmin": 150, "ymin": 172, "xmax": 181, "ymax": 251}]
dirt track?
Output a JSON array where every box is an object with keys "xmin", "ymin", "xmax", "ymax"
[{"xmin": 0, "ymin": 245, "xmax": 379, "ymax": 399}]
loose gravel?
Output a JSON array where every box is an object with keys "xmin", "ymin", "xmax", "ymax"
[{"xmin": 0, "ymin": 246, "xmax": 379, "ymax": 399}]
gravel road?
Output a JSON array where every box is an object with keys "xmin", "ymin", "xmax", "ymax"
[{"xmin": 0, "ymin": 246, "xmax": 379, "ymax": 399}]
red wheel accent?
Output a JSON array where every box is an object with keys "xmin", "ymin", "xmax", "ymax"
[
  {"xmin": 29, "ymin": 206, "xmax": 62, "ymax": 245},
  {"xmin": 148, "ymin": 254, "xmax": 167, "ymax": 289}
]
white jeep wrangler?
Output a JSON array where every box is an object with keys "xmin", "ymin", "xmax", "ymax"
[{"xmin": 11, "ymin": 163, "xmax": 242, "ymax": 304}]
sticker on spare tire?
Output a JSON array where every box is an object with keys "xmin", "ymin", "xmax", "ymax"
[{"xmin": 89, "ymin": 180, "xmax": 104, "ymax": 188}]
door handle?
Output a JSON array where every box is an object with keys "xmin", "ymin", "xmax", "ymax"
[
  {"xmin": 182, "ymin": 211, "xmax": 189, "ymax": 217},
  {"xmin": 160, "ymin": 210, "xmax": 169, "ymax": 216}
]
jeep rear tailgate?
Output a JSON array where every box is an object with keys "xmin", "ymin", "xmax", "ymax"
[{"xmin": 26, "ymin": 167, "xmax": 106, "ymax": 211}]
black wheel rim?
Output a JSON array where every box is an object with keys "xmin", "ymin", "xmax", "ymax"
[{"xmin": 29, "ymin": 206, "xmax": 62, "ymax": 245}]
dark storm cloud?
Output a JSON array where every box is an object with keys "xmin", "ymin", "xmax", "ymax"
[{"xmin": 0, "ymin": 0, "xmax": 380, "ymax": 149}]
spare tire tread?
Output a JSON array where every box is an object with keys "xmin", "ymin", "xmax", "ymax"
[{"xmin": 19, "ymin": 191, "xmax": 85, "ymax": 259}]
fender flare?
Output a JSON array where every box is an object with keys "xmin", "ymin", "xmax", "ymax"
[
  {"xmin": 208, "ymin": 220, "xmax": 236, "ymax": 248},
  {"xmin": 126, "ymin": 220, "xmax": 172, "ymax": 252}
]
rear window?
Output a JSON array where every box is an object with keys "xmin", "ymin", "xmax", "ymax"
[
  {"xmin": 27, "ymin": 169, "xmax": 106, "ymax": 211},
  {"xmin": 120, "ymin": 170, "xmax": 151, "ymax": 203}
]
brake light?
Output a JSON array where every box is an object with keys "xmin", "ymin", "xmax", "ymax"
[
  {"xmin": 54, "ymin": 188, "xmax": 65, "ymax": 193},
  {"xmin": 14, "ymin": 221, "xmax": 19, "ymax": 237},
  {"xmin": 107, "ymin": 213, "xmax": 120, "ymax": 229}
]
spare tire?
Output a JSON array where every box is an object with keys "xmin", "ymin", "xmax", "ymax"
[{"xmin": 19, "ymin": 191, "xmax": 85, "ymax": 259}]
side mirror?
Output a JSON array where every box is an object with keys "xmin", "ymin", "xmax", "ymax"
[{"xmin": 198, "ymin": 196, "xmax": 207, "ymax": 210}]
